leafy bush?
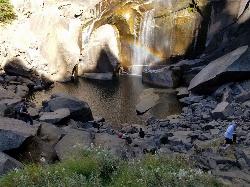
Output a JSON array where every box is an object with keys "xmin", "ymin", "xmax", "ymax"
[
  {"xmin": 0, "ymin": 148, "xmax": 223, "ymax": 187},
  {"xmin": 0, "ymin": 0, "xmax": 16, "ymax": 23}
]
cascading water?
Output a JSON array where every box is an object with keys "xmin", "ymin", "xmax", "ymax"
[
  {"xmin": 131, "ymin": 9, "xmax": 159, "ymax": 76},
  {"xmin": 83, "ymin": 21, "xmax": 95, "ymax": 45}
]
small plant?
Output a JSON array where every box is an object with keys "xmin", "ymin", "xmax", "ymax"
[
  {"xmin": 0, "ymin": 0, "xmax": 16, "ymax": 24},
  {"xmin": 188, "ymin": 6, "xmax": 195, "ymax": 13}
]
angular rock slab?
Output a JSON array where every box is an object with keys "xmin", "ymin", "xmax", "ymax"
[
  {"xmin": 39, "ymin": 108, "xmax": 70, "ymax": 124},
  {"xmin": 189, "ymin": 46, "xmax": 250, "ymax": 93},
  {"xmin": 211, "ymin": 102, "xmax": 234, "ymax": 120},
  {"xmin": 136, "ymin": 88, "xmax": 181, "ymax": 118},
  {"xmin": 43, "ymin": 94, "xmax": 93, "ymax": 122},
  {"xmin": 0, "ymin": 152, "xmax": 23, "ymax": 176},
  {"xmin": 136, "ymin": 89, "xmax": 160, "ymax": 115},
  {"xmin": 0, "ymin": 118, "xmax": 38, "ymax": 151}
]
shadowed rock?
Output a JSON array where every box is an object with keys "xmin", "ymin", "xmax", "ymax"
[
  {"xmin": 189, "ymin": 46, "xmax": 250, "ymax": 93},
  {"xmin": 4, "ymin": 58, "xmax": 32, "ymax": 78},
  {"xmin": 142, "ymin": 66, "xmax": 180, "ymax": 88},
  {"xmin": 0, "ymin": 152, "xmax": 23, "ymax": 176},
  {"xmin": 0, "ymin": 118, "xmax": 38, "ymax": 151},
  {"xmin": 43, "ymin": 94, "xmax": 93, "ymax": 122}
]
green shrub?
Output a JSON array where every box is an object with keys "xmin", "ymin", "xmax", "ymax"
[
  {"xmin": 0, "ymin": 0, "xmax": 16, "ymax": 23},
  {"xmin": 110, "ymin": 155, "xmax": 221, "ymax": 187},
  {"xmin": 0, "ymin": 148, "xmax": 223, "ymax": 187}
]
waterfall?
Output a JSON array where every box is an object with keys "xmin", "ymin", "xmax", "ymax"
[
  {"xmin": 82, "ymin": 21, "xmax": 95, "ymax": 45},
  {"xmin": 131, "ymin": 9, "xmax": 157, "ymax": 76}
]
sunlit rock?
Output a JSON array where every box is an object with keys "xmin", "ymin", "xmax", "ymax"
[
  {"xmin": 79, "ymin": 24, "xmax": 121, "ymax": 74},
  {"xmin": 1, "ymin": 0, "xmax": 212, "ymax": 79}
]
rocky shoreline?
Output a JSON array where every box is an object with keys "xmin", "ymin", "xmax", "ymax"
[{"xmin": 0, "ymin": 59, "xmax": 250, "ymax": 186}]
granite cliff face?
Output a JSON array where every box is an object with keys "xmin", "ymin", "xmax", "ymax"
[
  {"xmin": 0, "ymin": 0, "xmax": 211, "ymax": 81},
  {"xmin": 80, "ymin": 0, "xmax": 210, "ymax": 75}
]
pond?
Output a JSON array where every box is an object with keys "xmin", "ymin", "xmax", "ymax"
[{"xmin": 30, "ymin": 76, "xmax": 181, "ymax": 127}]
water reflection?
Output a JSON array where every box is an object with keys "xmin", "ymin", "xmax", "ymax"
[{"xmin": 30, "ymin": 76, "xmax": 181, "ymax": 126}]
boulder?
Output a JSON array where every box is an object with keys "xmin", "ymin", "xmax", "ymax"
[
  {"xmin": 168, "ymin": 131, "xmax": 192, "ymax": 150},
  {"xmin": 189, "ymin": 46, "xmax": 250, "ymax": 93},
  {"xmin": 94, "ymin": 133, "xmax": 125, "ymax": 156},
  {"xmin": 39, "ymin": 108, "xmax": 70, "ymax": 124},
  {"xmin": 142, "ymin": 66, "xmax": 180, "ymax": 88},
  {"xmin": 0, "ymin": 152, "xmax": 23, "ymax": 176},
  {"xmin": 0, "ymin": 98, "xmax": 22, "ymax": 118},
  {"xmin": 235, "ymin": 91, "xmax": 250, "ymax": 103},
  {"xmin": 55, "ymin": 129, "xmax": 91, "ymax": 160},
  {"xmin": 136, "ymin": 89, "xmax": 159, "ymax": 115},
  {"xmin": 15, "ymin": 84, "xmax": 29, "ymax": 98},
  {"xmin": 0, "ymin": 87, "xmax": 16, "ymax": 100},
  {"xmin": 136, "ymin": 88, "xmax": 181, "ymax": 118},
  {"xmin": 28, "ymin": 107, "xmax": 40, "ymax": 118},
  {"xmin": 211, "ymin": 102, "xmax": 234, "ymax": 119},
  {"xmin": 201, "ymin": 121, "xmax": 218, "ymax": 131},
  {"xmin": 243, "ymin": 100, "xmax": 250, "ymax": 108},
  {"xmin": 8, "ymin": 137, "xmax": 57, "ymax": 164},
  {"xmin": 176, "ymin": 87, "xmax": 189, "ymax": 99},
  {"xmin": 3, "ymin": 58, "xmax": 32, "ymax": 78},
  {"xmin": 43, "ymin": 94, "xmax": 93, "ymax": 122},
  {"xmin": 179, "ymin": 95, "xmax": 204, "ymax": 105},
  {"xmin": 0, "ymin": 118, "xmax": 38, "ymax": 151},
  {"xmin": 38, "ymin": 123, "xmax": 63, "ymax": 145}
]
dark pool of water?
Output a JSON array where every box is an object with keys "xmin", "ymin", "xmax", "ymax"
[{"xmin": 29, "ymin": 76, "xmax": 181, "ymax": 126}]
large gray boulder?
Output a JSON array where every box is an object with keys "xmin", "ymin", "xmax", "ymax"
[
  {"xmin": 39, "ymin": 108, "xmax": 70, "ymax": 124},
  {"xmin": 43, "ymin": 94, "xmax": 93, "ymax": 122},
  {"xmin": 0, "ymin": 118, "xmax": 38, "ymax": 151},
  {"xmin": 55, "ymin": 129, "xmax": 91, "ymax": 160},
  {"xmin": 11, "ymin": 137, "xmax": 57, "ymax": 164},
  {"xmin": 94, "ymin": 133, "xmax": 125, "ymax": 156},
  {"xmin": 189, "ymin": 46, "xmax": 250, "ymax": 93},
  {"xmin": 0, "ymin": 152, "xmax": 23, "ymax": 176},
  {"xmin": 142, "ymin": 66, "xmax": 180, "ymax": 88}
]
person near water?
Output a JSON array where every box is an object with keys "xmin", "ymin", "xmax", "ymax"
[
  {"xmin": 224, "ymin": 121, "xmax": 237, "ymax": 145},
  {"xmin": 117, "ymin": 131, "xmax": 133, "ymax": 145},
  {"xmin": 18, "ymin": 99, "xmax": 33, "ymax": 125},
  {"xmin": 71, "ymin": 60, "xmax": 80, "ymax": 81},
  {"xmin": 139, "ymin": 128, "xmax": 145, "ymax": 138}
]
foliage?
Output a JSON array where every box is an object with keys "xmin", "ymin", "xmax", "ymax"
[
  {"xmin": 0, "ymin": 148, "xmax": 223, "ymax": 187},
  {"xmin": 0, "ymin": 0, "xmax": 16, "ymax": 24}
]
